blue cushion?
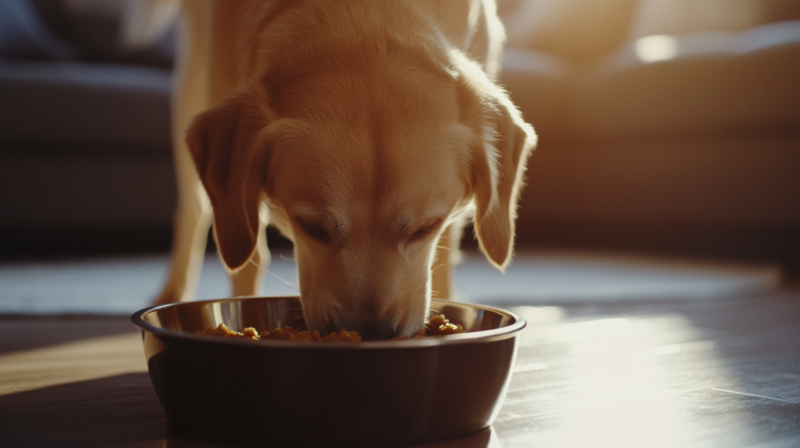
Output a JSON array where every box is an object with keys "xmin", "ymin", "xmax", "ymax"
[{"xmin": 0, "ymin": 0, "xmax": 75, "ymax": 60}]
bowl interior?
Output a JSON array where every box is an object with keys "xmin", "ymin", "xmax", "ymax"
[{"xmin": 136, "ymin": 297, "xmax": 522, "ymax": 342}]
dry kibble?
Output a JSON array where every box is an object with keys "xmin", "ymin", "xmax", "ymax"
[
  {"xmin": 196, "ymin": 323, "xmax": 261, "ymax": 340},
  {"xmin": 322, "ymin": 328, "xmax": 361, "ymax": 342},
  {"xmin": 426, "ymin": 314, "xmax": 464, "ymax": 335},
  {"xmin": 391, "ymin": 314, "xmax": 465, "ymax": 339},
  {"xmin": 197, "ymin": 324, "xmax": 355, "ymax": 341},
  {"xmin": 196, "ymin": 314, "xmax": 465, "ymax": 342}
]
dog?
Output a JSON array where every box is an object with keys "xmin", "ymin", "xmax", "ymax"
[{"xmin": 149, "ymin": 0, "xmax": 536, "ymax": 340}]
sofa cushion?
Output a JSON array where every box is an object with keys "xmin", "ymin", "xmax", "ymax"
[
  {"xmin": 630, "ymin": 0, "xmax": 800, "ymax": 39},
  {"xmin": 572, "ymin": 20, "xmax": 800, "ymax": 138},
  {"xmin": 500, "ymin": 47, "xmax": 575, "ymax": 139},
  {"xmin": 0, "ymin": 0, "xmax": 75, "ymax": 60},
  {"xmin": 0, "ymin": 60, "xmax": 171, "ymax": 155},
  {"xmin": 30, "ymin": 0, "xmax": 175, "ymax": 69},
  {"xmin": 503, "ymin": 0, "xmax": 640, "ymax": 64},
  {"xmin": 0, "ymin": 155, "xmax": 176, "ymax": 227}
]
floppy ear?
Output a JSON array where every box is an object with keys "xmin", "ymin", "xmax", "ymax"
[
  {"xmin": 457, "ymin": 58, "xmax": 537, "ymax": 271},
  {"xmin": 187, "ymin": 90, "xmax": 272, "ymax": 271}
]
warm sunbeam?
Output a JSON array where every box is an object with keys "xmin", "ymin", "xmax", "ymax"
[
  {"xmin": 635, "ymin": 35, "xmax": 679, "ymax": 62},
  {"xmin": 501, "ymin": 311, "xmax": 750, "ymax": 447},
  {"xmin": 552, "ymin": 316, "xmax": 685, "ymax": 447},
  {"xmin": 0, "ymin": 332, "xmax": 146, "ymax": 396}
]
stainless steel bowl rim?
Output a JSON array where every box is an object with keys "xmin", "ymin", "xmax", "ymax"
[{"xmin": 131, "ymin": 296, "xmax": 527, "ymax": 350}]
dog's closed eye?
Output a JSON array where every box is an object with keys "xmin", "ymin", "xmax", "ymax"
[
  {"xmin": 296, "ymin": 218, "xmax": 331, "ymax": 244},
  {"xmin": 407, "ymin": 218, "xmax": 443, "ymax": 244}
]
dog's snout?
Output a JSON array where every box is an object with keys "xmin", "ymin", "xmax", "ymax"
[
  {"xmin": 330, "ymin": 298, "xmax": 400, "ymax": 341},
  {"xmin": 354, "ymin": 320, "xmax": 397, "ymax": 341}
]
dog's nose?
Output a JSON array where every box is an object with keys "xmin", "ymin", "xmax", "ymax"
[{"xmin": 352, "ymin": 321, "xmax": 397, "ymax": 341}]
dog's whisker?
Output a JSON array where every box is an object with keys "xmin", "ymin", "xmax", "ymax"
[
  {"xmin": 429, "ymin": 263, "xmax": 446, "ymax": 273},
  {"xmin": 264, "ymin": 270, "xmax": 300, "ymax": 292},
  {"xmin": 243, "ymin": 257, "xmax": 302, "ymax": 293},
  {"xmin": 294, "ymin": 297, "xmax": 326, "ymax": 313},
  {"xmin": 246, "ymin": 258, "xmax": 268, "ymax": 272},
  {"xmin": 297, "ymin": 301, "xmax": 322, "ymax": 310},
  {"xmin": 245, "ymin": 258, "xmax": 301, "ymax": 292}
]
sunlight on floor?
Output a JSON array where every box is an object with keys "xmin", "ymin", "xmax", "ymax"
[
  {"xmin": 502, "ymin": 310, "xmax": 744, "ymax": 447},
  {"xmin": 552, "ymin": 316, "xmax": 689, "ymax": 447},
  {"xmin": 0, "ymin": 332, "xmax": 145, "ymax": 396}
]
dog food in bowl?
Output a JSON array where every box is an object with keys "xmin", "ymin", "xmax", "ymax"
[
  {"xmin": 196, "ymin": 313, "xmax": 464, "ymax": 342},
  {"xmin": 196, "ymin": 323, "xmax": 362, "ymax": 341}
]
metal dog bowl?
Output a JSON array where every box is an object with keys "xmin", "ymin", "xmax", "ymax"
[{"xmin": 132, "ymin": 296, "xmax": 525, "ymax": 447}]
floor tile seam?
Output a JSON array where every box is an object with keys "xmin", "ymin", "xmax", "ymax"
[
  {"xmin": 500, "ymin": 385, "xmax": 749, "ymax": 416},
  {"xmin": 505, "ymin": 377, "xmax": 800, "ymax": 411},
  {"xmin": 723, "ymin": 374, "xmax": 800, "ymax": 389},
  {"xmin": 710, "ymin": 387, "xmax": 797, "ymax": 404},
  {"xmin": 695, "ymin": 352, "xmax": 800, "ymax": 370},
  {"xmin": 505, "ymin": 379, "xmax": 722, "ymax": 397}
]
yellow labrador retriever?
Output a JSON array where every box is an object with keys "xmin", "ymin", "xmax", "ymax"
[{"xmin": 154, "ymin": 0, "xmax": 536, "ymax": 339}]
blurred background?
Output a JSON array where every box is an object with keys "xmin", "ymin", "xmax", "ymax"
[
  {"xmin": 498, "ymin": 0, "xmax": 800, "ymax": 275},
  {"xmin": 2, "ymin": 2, "xmax": 800, "ymax": 446},
  {"xmin": 1, "ymin": 0, "xmax": 799, "ymax": 306}
]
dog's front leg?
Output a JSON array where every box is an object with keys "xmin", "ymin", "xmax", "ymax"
[
  {"xmin": 228, "ymin": 221, "xmax": 269, "ymax": 296},
  {"xmin": 152, "ymin": 95, "xmax": 213, "ymax": 304},
  {"xmin": 153, "ymin": 7, "xmax": 213, "ymax": 305},
  {"xmin": 153, "ymin": 172, "xmax": 212, "ymax": 305},
  {"xmin": 153, "ymin": 117, "xmax": 212, "ymax": 304},
  {"xmin": 431, "ymin": 222, "xmax": 465, "ymax": 301}
]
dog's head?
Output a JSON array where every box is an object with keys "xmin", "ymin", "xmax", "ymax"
[{"xmin": 187, "ymin": 47, "xmax": 535, "ymax": 339}]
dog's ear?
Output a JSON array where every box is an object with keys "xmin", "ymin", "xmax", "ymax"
[
  {"xmin": 187, "ymin": 90, "xmax": 272, "ymax": 271},
  {"xmin": 457, "ymin": 58, "xmax": 537, "ymax": 271}
]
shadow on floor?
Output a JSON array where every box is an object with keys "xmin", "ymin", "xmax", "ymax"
[
  {"xmin": 0, "ymin": 370, "xmax": 500, "ymax": 448},
  {"xmin": 0, "ymin": 316, "xmax": 136, "ymax": 355},
  {"xmin": 0, "ymin": 373, "xmax": 165, "ymax": 448}
]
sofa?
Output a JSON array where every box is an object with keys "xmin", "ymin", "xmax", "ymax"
[
  {"xmin": 2, "ymin": 0, "xmax": 799, "ymax": 270},
  {"xmin": 0, "ymin": 0, "xmax": 175, "ymax": 255},
  {"xmin": 500, "ymin": 0, "xmax": 800, "ymax": 269}
]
